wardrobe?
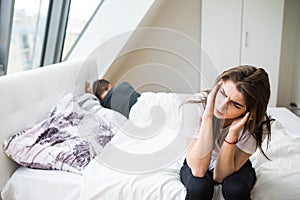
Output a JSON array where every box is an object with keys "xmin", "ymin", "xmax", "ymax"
[{"xmin": 201, "ymin": 0, "xmax": 285, "ymax": 106}]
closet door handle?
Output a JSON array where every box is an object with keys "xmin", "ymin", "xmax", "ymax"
[{"xmin": 245, "ymin": 31, "xmax": 248, "ymax": 47}]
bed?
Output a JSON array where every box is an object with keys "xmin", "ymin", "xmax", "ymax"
[{"xmin": 1, "ymin": 59, "xmax": 300, "ymax": 200}]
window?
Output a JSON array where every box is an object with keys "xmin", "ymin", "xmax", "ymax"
[
  {"xmin": 61, "ymin": 0, "xmax": 100, "ymax": 60},
  {"xmin": 7, "ymin": 0, "xmax": 49, "ymax": 74}
]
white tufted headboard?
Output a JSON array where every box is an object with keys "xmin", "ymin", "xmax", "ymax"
[{"xmin": 0, "ymin": 58, "xmax": 98, "ymax": 191}]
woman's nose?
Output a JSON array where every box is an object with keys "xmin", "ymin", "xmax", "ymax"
[{"xmin": 220, "ymin": 97, "xmax": 229, "ymax": 110}]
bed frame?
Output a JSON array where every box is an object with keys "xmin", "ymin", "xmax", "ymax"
[{"xmin": 0, "ymin": 58, "xmax": 98, "ymax": 193}]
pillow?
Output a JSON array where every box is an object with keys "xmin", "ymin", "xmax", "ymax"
[
  {"xmin": 73, "ymin": 93, "xmax": 102, "ymax": 112},
  {"xmin": 3, "ymin": 93, "xmax": 120, "ymax": 174},
  {"xmin": 73, "ymin": 93, "xmax": 127, "ymax": 126}
]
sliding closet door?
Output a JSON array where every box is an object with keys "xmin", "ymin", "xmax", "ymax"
[
  {"xmin": 201, "ymin": 0, "xmax": 242, "ymax": 72},
  {"xmin": 241, "ymin": 0, "xmax": 284, "ymax": 106},
  {"xmin": 201, "ymin": 0, "xmax": 284, "ymax": 106}
]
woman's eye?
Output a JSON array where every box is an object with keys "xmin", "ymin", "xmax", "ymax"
[{"xmin": 232, "ymin": 102, "xmax": 241, "ymax": 109}]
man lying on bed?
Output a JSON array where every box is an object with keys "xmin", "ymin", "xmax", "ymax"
[{"xmin": 85, "ymin": 79, "xmax": 140, "ymax": 118}]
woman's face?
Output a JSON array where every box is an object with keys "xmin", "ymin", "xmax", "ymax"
[{"xmin": 214, "ymin": 80, "xmax": 247, "ymax": 120}]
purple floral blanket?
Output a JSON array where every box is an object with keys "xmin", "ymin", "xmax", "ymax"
[{"xmin": 3, "ymin": 93, "xmax": 123, "ymax": 174}]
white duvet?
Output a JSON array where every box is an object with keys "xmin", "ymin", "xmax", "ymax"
[
  {"xmin": 250, "ymin": 115, "xmax": 300, "ymax": 199},
  {"xmin": 80, "ymin": 93, "xmax": 300, "ymax": 200}
]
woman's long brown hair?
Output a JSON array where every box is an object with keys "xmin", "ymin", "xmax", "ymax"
[{"xmin": 193, "ymin": 65, "xmax": 274, "ymax": 159}]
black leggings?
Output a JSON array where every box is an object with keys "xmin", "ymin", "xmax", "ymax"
[{"xmin": 180, "ymin": 160, "xmax": 256, "ymax": 200}]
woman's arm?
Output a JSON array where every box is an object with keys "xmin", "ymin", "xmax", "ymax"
[
  {"xmin": 186, "ymin": 82, "xmax": 222, "ymax": 178},
  {"xmin": 213, "ymin": 113, "xmax": 251, "ymax": 182},
  {"xmin": 186, "ymin": 116, "xmax": 214, "ymax": 177}
]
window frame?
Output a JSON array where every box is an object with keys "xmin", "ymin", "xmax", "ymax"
[
  {"xmin": 42, "ymin": 0, "xmax": 71, "ymax": 66},
  {"xmin": 0, "ymin": 0, "xmax": 15, "ymax": 76},
  {"xmin": 0, "ymin": 0, "xmax": 72, "ymax": 76}
]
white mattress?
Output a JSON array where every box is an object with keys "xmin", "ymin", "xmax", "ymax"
[
  {"xmin": 1, "ymin": 167, "xmax": 82, "ymax": 200},
  {"xmin": 80, "ymin": 95, "xmax": 300, "ymax": 200},
  {"xmin": 2, "ymin": 96, "xmax": 300, "ymax": 200},
  {"xmin": 267, "ymin": 107, "xmax": 300, "ymax": 138}
]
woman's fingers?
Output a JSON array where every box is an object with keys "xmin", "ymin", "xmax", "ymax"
[
  {"xmin": 229, "ymin": 112, "xmax": 250, "ymax": 133},
  {"xmin": 211, "ymin": 81, "xmax": 222, "ymax": 97},
  {"xmin": 241, "ymin": 112, "xmax": 250, "ymax": 125},
  {"xmin": 203, "ymin": 81, "xmax": 222, "ymax": 117},
  {"xmin": 207, "ymin": 81, "xmax": 222, "ymax": 108}
]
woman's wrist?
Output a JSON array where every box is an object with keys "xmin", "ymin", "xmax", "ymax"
[
  {"xmin": 224, "ymin": 134, "xmax": 238, "ymax": 145},
  {"xmin": 224, "ymin": 138, "xmax": 237, "ymax": 145}
]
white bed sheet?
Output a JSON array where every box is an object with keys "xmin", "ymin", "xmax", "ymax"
[
  {"xmin": 80, "ymin": 94, "xmax": 300, "ymax": 200},
  {"xmin": 1, "ymin": 167, "xmax": 82, "ymax": 200},
  {"xmin": 79, "ymin": 92, "xmax": 225, "ymax": 200},
  {"xmin": 267, "ymin": 107, "xmax": 300, "ymax": 138},
  {"xmin": 2, "ymin": 94, "xmax": 300, "ymax": 200},
  {"xmin": 250, "ymin": 118, "xmax": 300, "ymax": 199}
]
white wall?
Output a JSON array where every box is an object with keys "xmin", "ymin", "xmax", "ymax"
[
  {"xmin": 292, "ymin": 1, "xmax": 300, "ymax": 107},
  {"xmin": 67, "ymin": 0, "xmax": 155, "ymax": 61},
  {"xmin": 104, "ymin": 0, "xmax": 202, "ymax": 94},
  {"xmin": 278, "ymin": 0, "xmax": 300, "ymax": 108}
]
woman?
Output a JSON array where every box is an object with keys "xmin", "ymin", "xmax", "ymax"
[{"xmin": 180, "ymin": 65, "xmax": 273, "ymax": 200}]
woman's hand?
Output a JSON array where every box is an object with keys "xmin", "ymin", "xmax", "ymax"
[
  {"xmin": 228, "ymin": 112, "xmax": 250, "ymax": 135},
  {"xmin": 203, "ymin": 81, "xmax": 222, "ymax": 118}
]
